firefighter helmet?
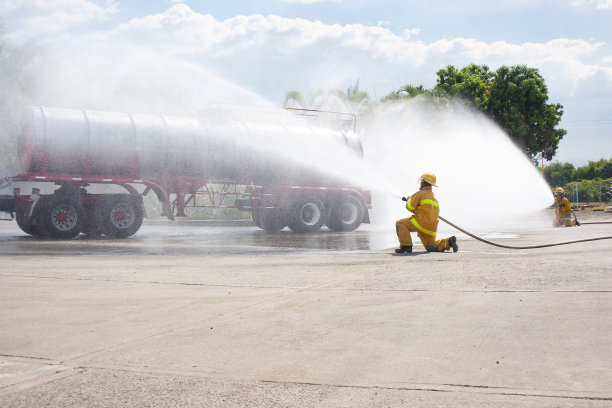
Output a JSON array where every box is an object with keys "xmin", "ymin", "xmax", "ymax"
[
  {"xmin": 554, "ymin": 187, "xmax": 565, "ymax": 197},
  {"xmin": 420, "ymin": 172, "xmax": 437, "ymax": 187}
]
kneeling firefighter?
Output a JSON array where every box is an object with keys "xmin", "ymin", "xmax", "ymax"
[
  {"xmin": 395, "ymin": 172, "xmax": 458, "ymax": 253},
  {"xmin": 553, "ymin": 187, "xmax": 578, "ymax": 227}
]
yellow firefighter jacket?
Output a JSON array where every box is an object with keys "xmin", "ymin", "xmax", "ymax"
[
  {"xmin": 554, "ymin": 196, "xmax": 572, "ymax": 220},
  {"xmin": 405, "ymin": 186, "xmax": 439, "ymax": 236}
]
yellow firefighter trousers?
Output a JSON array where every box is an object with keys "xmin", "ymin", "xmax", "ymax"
[
  {"xmin": 396, "ymin": 217, "xmax": 451, "ymax": 252},
  {"xmin": 554, "ymin": 216, "xmax": 576, "ymax": 227},
  {"xmin": 554, "ymin": 206, "xmax": 576, "ymax": 227}
]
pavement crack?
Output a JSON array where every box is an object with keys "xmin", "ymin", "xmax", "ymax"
[
  {"xmin": 0, "ymin": 273, "xmax": 308, "ymax": 290},
  {"xmin": 4, "ymin": 274, "xmax": 611, "ymax": 293},
  {"xmin": 259, "ymin": 379, "xmax": 612, "ymax": 401}
]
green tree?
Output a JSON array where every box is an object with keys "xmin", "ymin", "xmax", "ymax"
[
  {"xmin": 487, "ymin": 65, "xmax": 565, "ymax": 161},
  {"xmin": 380, "ymin": 84, "xmax": 450, "ymax": 112},
  {"xmin": 381, "ymin": 84, "xmax": 427, "ymax": 101},
  {"xmin": 561, "ymin": 178, "xmax": 612, "ymax": 204},
  {"xmin": 283, "ymin": 79, "xmax": 370, "ymax": 113},
  {"xmin": 384, "ymin": 64, "xmax": 566, "ymax": 162},
  {"xmin": 595, "ymin": 159, "xmax": 612, "ymax": 178},
  {"xmin": 345, "ymin": 78, "xmax": 370, "ymax": 108},
  {"xmin": 434, "ymin": 64, "xmax": 494, "ymax": 111},
  {"xmin": 543, "ymin": 162, "xmax": 575, "ymax": 186},
  {"xmin": 572, "ymin": 159, "xmax": 612, "ymax": 180}
]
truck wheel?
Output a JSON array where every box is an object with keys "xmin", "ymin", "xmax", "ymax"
[
  {"xmin": 326, "ymin": 194, "xmax": 363, "ymax": 232},
  {"xmin": 95, "ymin": 195, "xmax": 143, "ymax": 238},
  {"xmin": 251, "ymin": 208, "xmax": 263, "ymax": 228},
  {"xmin": 16, "ymin": 211, "xmax": 38, "ymax": 236},
  {"xmin": 37, "ymin": 195, "xmax": 84, "ymax": 239},
  {"xmin": 254, "ymin": 208, "xmax": 287, "ymax": 233},
  {"xmin": 287, "ymin": 195, "xmax": 326, "ymax": 233}
]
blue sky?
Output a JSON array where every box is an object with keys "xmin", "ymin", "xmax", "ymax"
[{"xmin": 1, "ymin": 0, "xmax": 611, "ymax": 166}]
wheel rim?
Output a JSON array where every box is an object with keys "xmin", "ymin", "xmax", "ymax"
[
  {"xmin": 110, "ymin": 202, "xmax": 136, "ymax": 228},
  {"xmin": 51, "ymin": 204, "xmax": 79, "ymax": 231},
  {"xmin": 300, "ymin": 203, "xmax": 321, "ymax": 226},
  {"xmin": 339, "ymin": 202, "xmax": 359, "ymax": 225}
]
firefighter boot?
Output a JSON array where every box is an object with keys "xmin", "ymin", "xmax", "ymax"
[
  {"xmin": 449, "ymin": 236, "xmax": 458, "ymax": 252},
  {"xmin": 395, "ymin": 246, "xmax": 412, "ymax": 254}
]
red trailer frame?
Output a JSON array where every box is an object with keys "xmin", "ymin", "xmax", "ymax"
[{"xmin": 5, "ymin": 166, "xmax": 371, "ymax": 239}]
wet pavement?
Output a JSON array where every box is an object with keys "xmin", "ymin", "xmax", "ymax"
[
  {"xmin": 0, "ymin": 217, "xmax": 611, "ymax": 407},
  {"xmin": 0, "ymin": 220, "xmax": 398, "ymax": 256}
]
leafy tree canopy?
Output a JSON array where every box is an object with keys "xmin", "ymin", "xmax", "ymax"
[
  {"xmin": 434, "ymin": 64, "xmax": 494, "ymax": 111},
  {"xmin": 543, "ymin": 161, "xmax": 575, "ymax": 186},
  {"xmin": 381, "ymin": 84, "xmax": 428, "ymax": 101},
  {"xmin": 544, "ymin": 158, "xmax": 612, "ymax": 186},
  {"xmin": 545, "ymin": 159, "xmax": 612, "ymax": 204},
  {"xmin": 488, "ymin": 65, "xmax": 565, "ymax": 161},
  {"xmin": 560, "ymin": 177, "xmax": 612, "ymax": 204},
  {"xmin": 386, "ymin": 64, "xmax": 567, "ymax": 162}
]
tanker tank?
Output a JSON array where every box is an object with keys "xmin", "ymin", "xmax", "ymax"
[
  {"xmin": 7, "ymin": 105, "xmax": 371, "ymax": 239},
  {"xmin": 19, "ymin": 106, "xmax": 364, "ymax": 185}
]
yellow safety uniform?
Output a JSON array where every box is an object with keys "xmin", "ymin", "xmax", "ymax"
[
  {"xmin": 554, "ymin": 196, "xmax": 576, "ymax": 227},
  {"xmin": 396, "ymin": 186, "xmax": 453, "ymax": 251}
]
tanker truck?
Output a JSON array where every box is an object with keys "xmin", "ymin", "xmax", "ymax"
[{"xmin": 0, "ymin": 105, "xmax": 371, "ymax": 239}]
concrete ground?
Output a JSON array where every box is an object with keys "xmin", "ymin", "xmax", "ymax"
[{"xmin": 0, "ymin": 216, "xmax": 611, "ymax": 407}]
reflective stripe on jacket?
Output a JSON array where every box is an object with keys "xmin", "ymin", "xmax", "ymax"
[{"xmin": 406, "ymin": 186, "xmax": 439, "ymax": 236}]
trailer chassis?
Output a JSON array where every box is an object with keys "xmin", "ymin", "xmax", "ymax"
[{"xmin": 1, "ymin": 170, "xmax": 371, "ymax": 239}]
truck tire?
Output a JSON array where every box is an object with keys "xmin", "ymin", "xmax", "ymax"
[
  {"xmin": 95, "ymin": 195, "xmax": 143, "ymax": 238},
  {"xmin": 16, "ymin": 211, "xmax": 39, "ymax": 236},
  {"xmin": 253, "ymin": 208, "xmax": 287, "ymax": 233},
  {"xmin": 326, "ymin": 194, "xmax": 363, "ymax": 232},
  {"xmin": 37, "ymin": 195, "xmax": 84, "ymax": 239},
  {"xmin": 287, "ymin": 195, "xmax": 326, "ymax": 233},
  {"xmin": 251, "ymin": 208, "xmax": 263, "ymax": 228}
]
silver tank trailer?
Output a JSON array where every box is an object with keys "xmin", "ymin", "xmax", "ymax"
[
  {"xmin": 19, "ymin": 106, "xmax": 363, "ymax": 184},
  {"xmin": 19, "ymin": 106, "xmax": 363, "ymax": 185}
]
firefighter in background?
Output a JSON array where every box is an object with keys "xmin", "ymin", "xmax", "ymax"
[
  {"xmin": 553, "ymin": 187, "xmax": 579, "ymax": 227},
  {"xmin": 395, "ymin": 172, "xmax": 458, "ymax": 253}
]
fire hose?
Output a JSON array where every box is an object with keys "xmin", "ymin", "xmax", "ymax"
[
  {"xmin": 570, "ymin": 210, "xmax": 612, "ymax": 225},
  {"xmin": 438, "ymin": 215, "xmax": 612, "ymax": 250}
]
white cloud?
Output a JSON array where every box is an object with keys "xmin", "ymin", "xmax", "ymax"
[
  {"xmin": 0, "ymin": 0, "xmax": 22, "ymax": 12},
  {"xmin": 105, "ymin": 6, "xmax": 609, "ymax": 85},
  {"xmin": 4, "ymin": 3, "xmax": 612, "ymax": 107},
  {"xmin": 2, "ymin": 0, "xmax": 120, "ymax": 40},
  {"xmin": 403, "ymin": 28, "xmax": 421, "ymax": 38},
  {"xmin": 280, "ymin": 0, "xmax": 343, "ymax": 3},
  {"xmin": 572, "ymin": 0, "xmax": 612, "ymax": 9}
]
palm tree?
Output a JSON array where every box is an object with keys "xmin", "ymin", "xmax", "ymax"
[{"xmin": 283, "ymin": 78, "xmax": 371, "ymax": 114}]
